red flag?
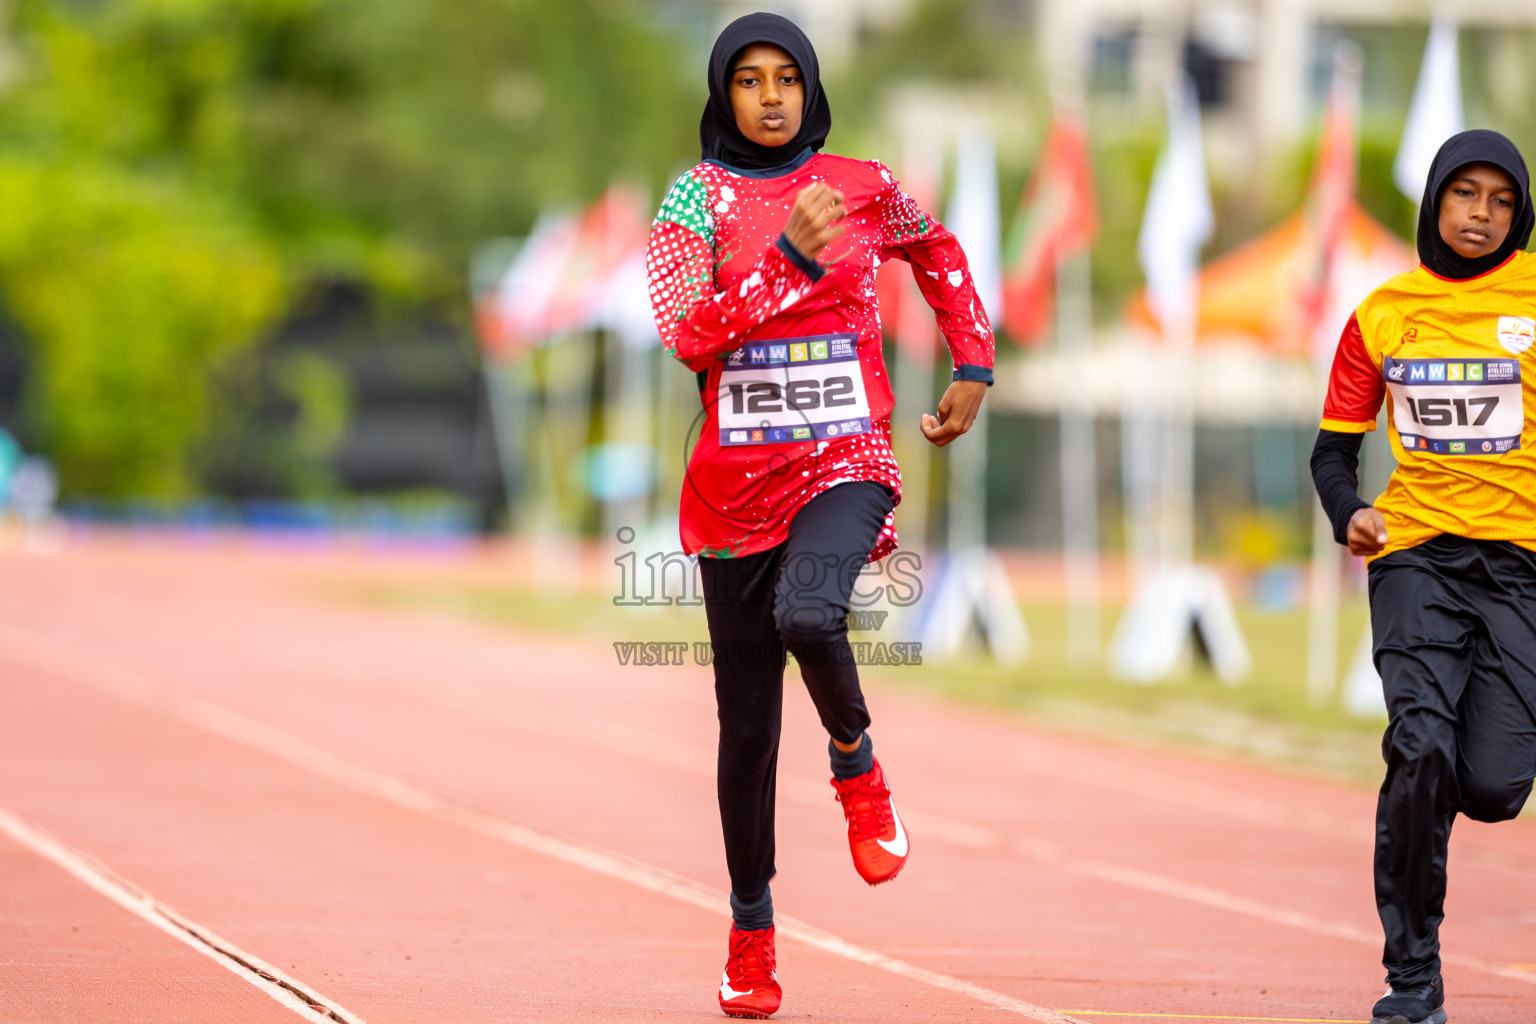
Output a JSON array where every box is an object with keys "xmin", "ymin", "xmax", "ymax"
[
  {"xmin": 477, "ymin": 182, "xmax": 648, "ymax": 361},
  {"xmin": 1001, "ymin": 112, "xmax": 1097, "ymax": 345}
]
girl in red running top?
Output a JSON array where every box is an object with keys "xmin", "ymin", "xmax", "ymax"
[{"xmin": 644, "ymin": 12, "xmax": 996, "ymax": 1020}]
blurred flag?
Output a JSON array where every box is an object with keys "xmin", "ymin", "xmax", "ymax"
[
  {"xmin": 1137, "ymin": 77, "xmax": 1213, "ymax": 330},
  {"xmin": 1297, "ymin": 42, "xmax": 1362, "ymax": 357},
  {"xmin": 476, "ymin": 183, "xmax": 649, "ymax": 360},
  {"xmin": 876, "ymin": 138, "xmax": 943, "ymax": 368},
  {"xmin": 1393, "ymin": 15, "xmax": 1463, "ymax": 202},
  {"xmin": 1123, "ymin": 204, "xmax": 1411, "ymax": 358},
  {"xmin": 946, "ymin": 123, "xmax": 1003, "ymax": 317},
  {"xmin": 1001, "ymin": 110, "xmax": 1097, "ymax": 345}
]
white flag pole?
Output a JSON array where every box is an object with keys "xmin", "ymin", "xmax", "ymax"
[
  {"xmin": 945, "ymin": 123, "xmax": 1002, "ymax": 557},
  {"xmin": 920, "ymin": 121, "xmax": 1028, "ymax": 666},
  {"xmin": 1111, "ymin": 74, "xmax": 1249, "ymax": 685},
  {"xmin": 1304, "ymin": 42, "xmax": 1364, "ymax": 707},
  {"xmin": 1140, "ymin": 76, "xmax": 1212, "ymax": 573},
  {"xmin": 1058, "ymin": 244, "xmax": 1100, "ymax": 665},
  {"xmin": 893, "ymin": 130, "xmax": 943, "ymax": 559},
  {"xmin": 1041, "ymin": 89, "xmax": 1102, "ymax": 667}
]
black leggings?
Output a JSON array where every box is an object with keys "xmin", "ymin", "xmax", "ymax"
[
  {"xmin": 698, "ymin": 481, "xmax": 895, "ymax": 918},
  {"xmin": 1368, "ymin": 534, "xmax": 1536, "ymax": 987}
]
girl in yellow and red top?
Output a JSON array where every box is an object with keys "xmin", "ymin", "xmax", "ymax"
[
  {"xmin": 1312, "ymin": 129, "xmax": 1536, "ymax": 1024},
  {"xmin": 645, "ymin": 12, "xmax": 995, "ymax": 1020}
]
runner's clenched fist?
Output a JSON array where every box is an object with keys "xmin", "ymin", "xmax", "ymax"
[{"xmin": 783, "ymin": 182, "xmax": 845, "ymax": 260}]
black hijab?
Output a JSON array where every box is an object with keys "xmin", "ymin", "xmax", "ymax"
[
  {"xmin": 699, "ymin": 12, "xmax": 831, "ymax": 171},
  {"xmin": 1417, "ymin": 129, "xmax": 1534, "ymax": 279}
]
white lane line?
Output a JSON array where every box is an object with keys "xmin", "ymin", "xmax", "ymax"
[
  {"xmin": 11, "ymin": 626, "xmax": 1534, "ymax": 1003},
  {"xmin": 1012, "ymin": 838, "xmax": 1536, "ymax": 988},
  {"xmin": 483, "ymin": 684, "xmax": 1536, "ymax": 987},
  {"xmin": 453, "ymin": 683, "xmax": 1536, "ymax": 986},
  {"xmin": 0, "ymin": 628, "xmax": 1081, "ymax": 1024},
  {"xmin": 497, "ymin": 698, "xmax": 1536, "ymax": 984},
  {"xmin": 0, "ymin": 806, "xmax": 365, "ymax": 1024}
]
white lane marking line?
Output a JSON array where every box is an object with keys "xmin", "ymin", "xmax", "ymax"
[
  {"xmin": 0, "ymin": 806, "xmax": 365, "ymax": 1024},
  {"xmin": 0, "ymin": 629, "xmax": 1081, "ymax": 1024},
  {"xmin": 1059, "ymin": 1013, "xmax": 1366, "ymax": 1022},
  {"xmin": 452, "ymin": 687, "xmax": 1536, "ymax": 983},
  {"xmin": 14, "ymin": 626, "xmax": 1536, "ymax": 1007},
  {"xmin": 1017, "ymin": 838, "xmax": 1379, "ymax": 945},
  {"xmin": 495, "ymin": 703, "xmax": 1536, "ymax": 976},
  {"xmin": 1014, "ymin": 838, "xmax": 1536, "ymax": 988}
]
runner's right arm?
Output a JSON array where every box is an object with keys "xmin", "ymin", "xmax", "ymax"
[
  {"xmin": 646, "ymin": 173, "xmax": 825, "ymax": 373},
  {"xmin": 1311, "ymin": 312, "xmax": 1385, "ymax": 548}
]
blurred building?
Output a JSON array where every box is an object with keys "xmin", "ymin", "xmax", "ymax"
[
  {"xmin": 657, "ymin": 0, "xmax": 918, "ymax": 61},
  {"xmin": 1042, "ymin": 0, "xmax": 1536, "ymax": 173}
]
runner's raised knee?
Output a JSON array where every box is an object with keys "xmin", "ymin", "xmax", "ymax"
[
  {"xmin": 773, "ymin": 596, "xmax": 847, "ymax": 648},
  {"xmin": 1459, "ymin": 773, "xmax": 1533, "ymax": 823}
]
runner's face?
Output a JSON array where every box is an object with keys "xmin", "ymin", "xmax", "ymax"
[
  {"xmin": 1438, "ymin": 162, "xmax": 1518, "ymax": 260},
  {"xmin": 729, "ymin": 43, "xmax": 803, "ymax": 148}
]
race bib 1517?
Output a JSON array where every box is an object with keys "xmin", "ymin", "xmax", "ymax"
[
  {"xmin": 717, "ymin": 334, "xmax": 871, "ymax": 446},
  {"xmin": 1385, "ymin": 356, "xmax": 1523, "ymax": 456}
]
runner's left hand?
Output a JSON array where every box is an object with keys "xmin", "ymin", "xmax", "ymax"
[{"xmin": 921, "ymin": 380, "xmax": 987, "ymax": 448}]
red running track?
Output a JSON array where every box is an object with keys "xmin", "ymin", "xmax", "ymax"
[{"xmin": 0, "ymin": 534, "xmax": 1533, "ymax": 1023}]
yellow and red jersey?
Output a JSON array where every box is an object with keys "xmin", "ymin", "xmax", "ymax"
[{"xmin": 1320, "ymin": 250, "xmax": 1536, "ymax": 559}]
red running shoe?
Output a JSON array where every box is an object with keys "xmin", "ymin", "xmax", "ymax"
[
  {"xmin": 718, "ymin": 924, "xmax": 781, "ymax": 1019},
  {"xmin": 831, "ymin": 757, "xmax": 909, "ymax": 884}
]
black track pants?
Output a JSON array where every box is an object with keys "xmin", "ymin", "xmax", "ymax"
[
  {"xmin": 698, "ymin": 481, "xmax": 895, "ymax": 912},
  {"xmin": 1368, "ymin": 534, "xmax": 1536, "ymax": 987}
]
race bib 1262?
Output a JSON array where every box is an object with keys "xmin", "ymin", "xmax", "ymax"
[
  {"xmin": 717, "ymin": 334, "xmax": 871, "ymax": 446},
  {"xmin": 1385, "ymin": 356, "xmax": 1523, "ymax": 456}
]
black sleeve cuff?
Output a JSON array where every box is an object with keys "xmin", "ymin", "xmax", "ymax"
[
  {"xmin": 951, "ymin": 363, "xmax": 994, "ymax": 386},
  {"xmin": 775, "ymin": 234, "xmax": 825, "ymax": 283},
  {"xmin": 1309, "ymin": 428, "xmax": 1370, "ymax": 545}
]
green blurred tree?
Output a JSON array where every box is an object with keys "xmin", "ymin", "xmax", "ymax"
[{"xmin": 0, "ymin": 0, "xmax": 694, "ymax": 497}]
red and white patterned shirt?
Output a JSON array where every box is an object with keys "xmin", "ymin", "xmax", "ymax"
[{"xmin": 646, "ymin": 149, "xmax": 994, "ymax": 560}]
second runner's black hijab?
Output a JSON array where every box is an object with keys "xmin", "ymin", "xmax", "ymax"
[
  {"xmin": 700, "ymin": 12, "xmax": 831, "ymax": 170},
  {"xmin": 1418, "ymin": 129, "xmax": 1535, "ymax": 279}
]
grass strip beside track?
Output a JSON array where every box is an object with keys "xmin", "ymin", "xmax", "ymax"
[{"xmin": 341, "ymin": 581, "xmax": 1387, "ymax": 786}]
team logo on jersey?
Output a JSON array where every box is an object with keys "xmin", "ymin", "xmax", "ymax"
[{"xmin": 1497, "ymin": 315, "xmax": 1535, "ymax": 355}]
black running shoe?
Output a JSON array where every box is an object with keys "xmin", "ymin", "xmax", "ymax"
[{"xmin": 1370, "ymin": 975, "xmax": 1446, "ymax": 1024}]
